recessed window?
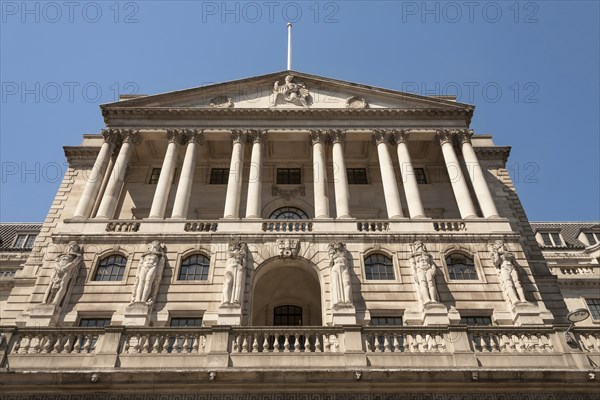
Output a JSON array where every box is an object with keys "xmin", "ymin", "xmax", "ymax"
[
  {"xmin": 460, "ymin": 316, "xmax": 492, "ymax": 326},
  {"xmin": 170, "ymin": 317, "xmax": 202, "ymax": 327},
  {"xmin": 414, "ymin": 168, "xmax": 427, "ymax": 184},
  {"xmin": 14, "ymin": 234, "xmax": 37, "ymax": 248},
  {"xmin": 446, "ymin": 253, "xmax": 478, "ymax": 280},
  {"xmin": 347, "ymin": 168, "xmax": 368, "ymax": 184},
  {"xmin": 149, "ymin": 168, "xmax": 161, "ymax": 184},
  {"xmin": 79, "ymin": 318, "xmax": 111, "ymax": 327},
  {"xmin": 274, "ymin": 305, "xmax": 302, "ymax": 326},
  {"xmin": 584, "ymin": 232, "xmax": 600, "ymax": 246},
  {"xmin": 269, "ymin": 206, "xmax": 308, "ymax": 220},
  {"xmin": 209, "ymin": 168, "xmax": 229, "ymax": 184},
  {"xmin": 93, "ymin": 255, "xmax": 127, "ymax": 281},
  {"xmin": 586, "ymin": 299, "xmax": 600, "ymax": 320},
  {"xmin": 540, "ymin": 232, "xmax": 563, "ymax": 247},
  {"xmin": 365, "ymin": 253, "xmax": 395, "ymax": 280},
  {"xmin": 178, "ymin": 254, "xmax": 210, "ymax": 281},
  {"xmin": 371, "ymin": 316, "xmax": 403, "ymax": 326},
  {"xmin": 276, "ymin": 168, "xmax": 301, "ymax": 185}
]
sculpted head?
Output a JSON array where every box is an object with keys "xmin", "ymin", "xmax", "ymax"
[
  {"xmin": 417, "ymin": 254, "xmax": 432, "ymax": 269},
  {"xmin": 57, "ymin": 254, "xmax": 72, "ymax": 266},
  {"xmin": 285, "ymin": 75, "xmax": 293, "ymax": 83}
]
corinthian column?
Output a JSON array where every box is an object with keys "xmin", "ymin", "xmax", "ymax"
[
  {"xmin": 223, "ymin": 130, "xmax": 246, "ymax": 219},
  {"xmin": 329, "ymin": 130, "xmax": 351, "ymax": 219},
  {"xmin": 171, "ymin": 130, "xmax": 204, "ymax": 219},
  {"xmin": 311, "ymin": 130, "xmax": 330, "ymax": 219},
  {"xmin": 149, "ymin": 130, "xmax": 184, "ymax": 219},
  {"xmin": 392, "ymin": 130, "xmax": 425, "ymax": 219},
  {"xmin": 96, "ymin": 130, "xmax": 140, "ymax": 219},
  {"xmin": 73, "ymin": 129, "xmax": 119, "ymax": 219},
  {"xmin": 436, "ymin": 130, "xmax": 477, "ymax": 219},
  {"xmin": 373, "ymin": 130, "xmax": 403, "ymax": 219},
  {"xmin": 245, "ymin": 130, "xmax": 267, "ymax": 219}
]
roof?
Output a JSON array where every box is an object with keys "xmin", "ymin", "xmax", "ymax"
[
  {"xmin": 0, "ymin": 223, "xmax": 42, "ymax": 251},
  {"xmin": 530, "ymin": 222, "xmax": 600, "ymax": 249}
]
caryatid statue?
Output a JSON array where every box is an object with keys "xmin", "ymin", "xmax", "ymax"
[
  {"xmin": 131, "ymin": 241, "xmax": 166, "ymax": 304},
  {"xmin": 328, "ymin": 242, "xmax": 353, "ymax": 306},
  {"xmin": 489, "ymin": 242, "xmax": 527, "ymax": 306},
  {"xmin": 271, "ymin": 75, "xmax": 310, "ymax": 107},
  {"xmin": 221, "ymin": 242, "xmax": 248, "ymax": 306},
  {"xmin": 409, "ymin": 241, "xmax": 439, "ymax": 305},
  {"xmin": 42, "ymin": 241, "xmax": 83, "ymax": 306}
]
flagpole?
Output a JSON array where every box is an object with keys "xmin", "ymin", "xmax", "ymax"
[{"xmin": 287, "ymin": 23, "xmax": 292, "ymax": 70}]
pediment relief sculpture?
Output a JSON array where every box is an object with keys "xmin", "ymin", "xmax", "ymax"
[
  {"xmin": 209, "ymin": 95, "xmax": 234, "ymax": 108},
  {"xmin": 345, "ymin": 96, "xmax": 369, "ymax": 109},
  {"xmin": 271, "ymin": 75, "xmax": 311, "ymax": 107}
]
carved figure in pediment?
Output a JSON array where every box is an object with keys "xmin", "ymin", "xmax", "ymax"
[
  {"xmin": 221, "ymin": 242, "xmax": 248, "ymax": 305},
  {"xmin": 409, "ymin": 241, "xmax": 439, "ymax": 305},
  {"xmin": 271, "ymin": 75, "xmax": 310, "ymax": 107},
  {"xmin": 489, "ymin": 242, "xmax": 527, "ymax": 306},
  {"xmin": 131, "ymin": 241, "xmax": 166, "ymax": 304},
  {"xmin": 42, "ymin": 242, "xmax": 83, "ymax": 306},
  {"xmin": 328, "ymin": 242, "xmax": 352, "ymax": 306}
]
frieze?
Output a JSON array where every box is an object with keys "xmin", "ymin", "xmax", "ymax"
[{"xmin": 272, "ymin": 184, "xmax": 305, "ymax": 200}]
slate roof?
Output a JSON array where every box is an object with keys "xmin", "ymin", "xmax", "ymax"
[
  {"xmin": 530, "ymin": 222, "xmax": 600, "ymax": 249},
  {"xmin": 0, "ymin": 223, "xmax": 42, "ymax": 251}
]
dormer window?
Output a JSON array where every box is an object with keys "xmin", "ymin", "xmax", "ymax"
[
  {"xmin": 13, "ymin": 234, "xmax": 37, "ymax": 249},
  {"xmin": 540, "ymin": 232, "xmax": 563, "ymax": 247},
  {"xmin": 583, "ymin": 232, "xmax": 600, "ymax": 246}
]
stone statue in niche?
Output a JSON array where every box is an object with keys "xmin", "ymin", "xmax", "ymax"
[
  {"xmin": 328, "ymin": 242, "xmax": 353, "ymax": 306},
  {"xmin": 131, "ymin": 241, "xmax": 166, "ymax": 304},
  {"xmin": 42, "ymin": 241, "xmax": 83, "ymax": 306},
  {"xmin": 271, "ymin": 75, "xmax": 310, "ymax": 107},
  {"xmin": 221, "ymin": 242, "xmax": 248, "ymax": 305},
  {"xmin": 489, "ymin": 242, "xmax": 527, "ymax": 306},
  {"xmin": 409, "ymin": 241, "xmax": 439, "ymax": 305}
]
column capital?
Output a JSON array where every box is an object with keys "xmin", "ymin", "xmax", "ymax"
[
  {"xmin": 328, "ymin": 129, "xmax": 346, "ymax": 144},
  {"xmin": 372, "ymin": 129, "xmax": 391, "ymax": 145},
  {"xmin": 230, "ymin": 129, "xmax": 246, "ymax": 144},
  {"xmin": 435, "ymin": 129, "xmax": 454, "ymax": 145},
  {"xmin": 247, "ymin": 129, "xmax": 267, "ymax": 144},
  {"xmin": 456, "ymin": 129, "xmax": 474, "ymax": 145},
  {"xmin": 391, "ymin": 129, "xmax": 411, "ymax": 145},
  {"xmin": 166, "ymin": 129, "xmax": 187, "ymax": 145},
  {"xmin": 184, "ymin": 129, "xmax": 205, "ymax": 145},
  {"xmin": 101, "ymin": 129, "xmax": 121, "ymax": 145},
  {"xmin": 121, "ymin": 130, "xmax": 141, "ymax": 145},
  {"xmin": 310, "ymin": 129, "xmax": 328, "ymax": 144}
]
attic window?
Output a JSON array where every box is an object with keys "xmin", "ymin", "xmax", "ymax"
[
  {"xmin": 13, "ymin": 234, "xmax": 37, "ymax": 249},
  {"xmin": 540, "ymin": 232, "xmax": 563, "ymax": 247},
  {"xmin": 584, "ymin": 232, "xmax": 600, "ymax": 246}
]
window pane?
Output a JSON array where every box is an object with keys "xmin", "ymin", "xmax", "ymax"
[
  {"xmin": 94, "ymin": 255, "xmax": 127, "ymax": 281},
  {"xmin": 365, "ymin": 254, "xmax": 395, "ymax": 280},
  {"xmin": 585, "ymin": 233, "xmax": 597, "ymax": 245},
  {"xmin": 460, "ymin": 316, "xmax": 492, "ymax": 326},
  {"xmin": 586, "ymin": 299, "xmax": 600, "ymax": 320},
  {"xmin": 277, "ymin": 168, "xmax": 301, "ymax": 185},
  {"xmin": 269, "ymin": 207, "xmax": 308, "ymax": 219},
  {"xmin": 550, "ymin": 233, "xmax": 562, "ymax": 246},
  {"xmin": 178, "ymin": 254, "xmax": 210, "ymax": 280},
  {"xmin": 371, "ymin": 316, "xmax": 402, "ymax": 326},
  {"xmin": 414, "ymin": 168, "xmax": 427, "ymax": 184},
  {"xmin": 14, "ymin": 235, "xmax": 27, "ymax": 248},
  {"xmin": 446, "ymin": 253, "xmax": 478, "ymax": 280},
  {"xmin": 24, "ymin": 235, "xmax": 37, "ymax": 248},
  {"xmin": 149, "ymin": 168, "xmax": 161, "ymax": 184},
  {"xmin": 274, "ymin": 305, "xmax": 302, "ymax": 326},
  {"xmin": 347, "ymin": 168, "xmax": 368, "ymax": 184},
  {"xmin": 170, "ymin": 318, "xmax": 202, "ymax": 327},
  {"xmin": 540, "ymin": 233, "xmax": 553, "ymax": 246},
  {"xmin": 79, "ymin": 318, "xmax": 111, "ymax": 327},
  {"xmin": 209, "ymin": 168, "xmax": 229, "ymax": 184}
]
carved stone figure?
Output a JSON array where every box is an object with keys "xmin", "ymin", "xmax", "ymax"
[
  {"xmin": 328, "ymin": 242, "xmax": 352, "ymax": 306},
  {"xmin": 271, "ymin": 75, "xmax": 310, "ymax": 107},
  {"xmin": 42, "ymin": 242, "xmax": 83, "ymax": 306},
  {"xmin": 489, "ymin": 242, "xmax": 527, "ymax": 305},
  {"xmin": 221, "ymin": 242, "xmax": 248, "ymax": 305},
  {"xmin": 131, "ymin": 241, "xmax": 166, "ymax": 304},
  {"xmin": 409, "ymin": 241, "xmax": 439, "ymax": 305}
]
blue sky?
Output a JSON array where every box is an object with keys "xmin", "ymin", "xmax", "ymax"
[{"xmin": 1, "ymin": 1, "xmax": 599, "ymax": 222}]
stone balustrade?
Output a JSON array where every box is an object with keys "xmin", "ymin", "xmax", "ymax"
[
  {"xmin": 470, "ymin": 328, "xmax": 555, "ymax": 353},
  {"xmin": 231, "ymin": 327, "xmax": 343, "ymax": 353},
  {"xmin": 14, "ymin": 328, "xmax": 103, "ymax": 354},
  {"xmin": 121, "ymin": 328, "xmax": 210, "ymax": 354},
  {"xmin": 362, "ymin": 327, "xmax": 447, "ymax": 353},
  {"xmin": 433, "ymin": 220, "xmax": 467, "ymax": 232},
  {"xmin": 576, "ymin": 331, "xmax": 600, "ymax": 352},
  {"xmin": 356, "ymin": 221, "xmax": 389, "ymax": 232},
  {"xmin": 261, "ymin": 221, "xmax": 313, "ymax": 232}
]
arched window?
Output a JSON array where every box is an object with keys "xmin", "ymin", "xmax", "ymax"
[
  {"xmin": 93, "ymin": 255, "xmax": 127, "ymax": 281},
  {"xmin": 269, "ymin": 207, "xmax": 308, "ymax": 220},
  {"xmin": 364, "ymin": 253, "xmax": 395, "ymax": 280},
  {"xmin": 446, "ymin": 253, "xmax": 478, "ymax": 280},
  {"xmin": 178, "ymin": 254, "xmax": 210, "ymax": 281}
]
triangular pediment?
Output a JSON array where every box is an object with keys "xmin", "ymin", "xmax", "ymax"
[{"xmin": 102, "ymin": 71, "xmax": 473, "ymax": 111}]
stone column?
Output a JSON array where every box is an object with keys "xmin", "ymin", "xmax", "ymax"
[
  {"xmin": 73, "ymin": 129, "xmax": 119, "ymax": 219},
  {"xmin": 373, "ymin": 130, "xmax": 403, "ymax": 219},
  {"xmin": 96, "ymin": 130, "xmax": 140, "ymax": 219},
  {"xmin": 311, "ymin": 130, "xmax": 330, "ymax": 219},
  {"xmin": 436, "ymin": 130, "xmax": 477, "ymax": 219},
  {"xmin": 149, "ymin": 130, "xmax": 184, "ymax": 219},
  {"xmin": 457, "ymin": 130, "xmax": 500, "ymax": 218},
  {"xmin": 392, "ymin": 130, "xmax": 425, "ymax": 219},
  {"xmin": 223, "ymin": 130, "xmax": 246, "ymax": 219},
  {"xmin": 330, "ymin": 130, "xmax": 351, "ymax": 219},
  {"xmin": 171, "ymin": 130, "xmax": 204, "ymax": 219},
  {"xmin": 245, "ymin": 130, "xmax": 267, "ymax": 219}
]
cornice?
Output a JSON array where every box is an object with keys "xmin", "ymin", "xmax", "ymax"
[
  {"xmin": 63, "ymin": 146, "xmax": 101, "ymax": 167},
  {"xmin": 473, "ymin": 146, "xmax": 511, "ymax": 164}
]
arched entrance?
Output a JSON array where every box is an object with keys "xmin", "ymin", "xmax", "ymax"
[{"xmin": 251, "ymin": 259, "xmax": 322, "ymax": 326}]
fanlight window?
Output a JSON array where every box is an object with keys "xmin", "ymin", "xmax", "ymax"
[
  {"xmin": 269, "ymin": 207, "xmax": 309, "ymax": 220},
  {"xmin": 446, "ymin": 253, "xmax": 478, "ymax": 280},
  {"xmin": 364, "ymin": 253, "xmax": 395, "ymax": 280},
  {"xmin": 93, "ymin": 255, "xmax": 127, "ymax": 281},
  {"xmin": 178, "ymin": 254, "xmax": 210, "ymax": 281}
]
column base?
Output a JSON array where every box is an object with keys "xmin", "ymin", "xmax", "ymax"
[
  {"xmin": 123, "ymin": 302, "xmax": 151, "ymax": 326},
  {"xmin": 25, "ymin": 304, "xmax": 59, "ymax": 327},
  {"xmin": 331, "ymin": 303, "xmax": 357, "ymax": 325},
  {"xmin": 217, "ymin": 304, "xmax": 243, "ymax": 325}
]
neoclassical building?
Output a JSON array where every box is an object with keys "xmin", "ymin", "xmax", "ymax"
[{"xmin": 0, "ymin": 71, "xmax": 598, "ymax": 399}]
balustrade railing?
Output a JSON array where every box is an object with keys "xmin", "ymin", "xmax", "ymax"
[
  {"xmin": 231, "ymin": 327, "xmax": 343, "ymax": 353},
  {"xmin": 184, "ymin": 221, "xmax": 219, "ymax": 232},
  {"xmin": 558, "ymin": 267, "xmax": 595, "ymax": 275},
  {"xmin": 13, "ymin": 328, "xmax": 103, "ymax": 354},
  {"xmin": 574, "ymin": 330, "xmax": 600, "ymax": 352},
  {"xmin": 121, "ymin": 328, "xmax": 210, "ymax": 354},
  {"xmin": 433, "ymin": 220, "xmax": 466, "ymax": 232},
  {"xmin": 262, "ymin": 221, "xmax": 313, "ymax": 232},
  {"xmin": 356, "ymin": 221, "xmax": 389, "ymax": 232},
  {"xmin": 106, "ymin": 221, "xmax": 140, "ymax": 232},
  {"xmin": 362, "ymin": 327, "xmax": 447, "ymax": 353},
  {"xmin": 470, "ymin": 328, "xmax": 555, "ymax": 353}
]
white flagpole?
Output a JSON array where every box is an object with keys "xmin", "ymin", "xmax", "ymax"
[{"xmin": 287, "ymin": 23, "xmax": 292, "ymax": 70}]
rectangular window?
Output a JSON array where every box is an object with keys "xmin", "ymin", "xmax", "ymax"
[
  {"xmin": 170, "ymin": 317, "xmax": 203, "ymax": 327},
  {"xmin": 550, "ymin": 232, "xmax": 563, "ymax": 246},
  {"xmin": 277, "ymin": 168, "xmax": 301, "ymax": 185},
  {"xmin": 586, "ymin": 299, "xmax": 600, "ymax": 320},
  {"xmin": 414, "ymin": 168, "xmax": 427, "ymax": 184},
  {"xmin": 209, "ymin": 168, "xmax": 229, "ymax": 184},
  {"xmin": 540, "ymin": 232, "xmax": 563, "ymax": 246},
  {"xmin": 585, "ymin": 232, "xmax": 598, "ymax": 245},
  {"xmin": 14, "ymin": 234, "xmax": 27, "ymax": 248},
  {"xmin": 24, "ymin": 235, "xmax": 37, "ymax": 248},
  {"xmin": 371, "ymin": 316, "xmax": 403, "ymax": 326},
  {"xmin": 79, "ymin": 318, "xmax": 111, "ymax": 327},
  {"xmin": 347, "ymin": 168, "xmax": 368, "ymax": 184},
  {"xmin": 460, "ymin": 316, "xmax": 492, "ymax": 326},
  {"xmin": 149, "ymin": 168, "xmax": 161, "ymax": 184}
]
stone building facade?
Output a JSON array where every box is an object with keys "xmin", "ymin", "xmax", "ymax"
[{"xmin": 0, "ymin": 71, "xmax": 598, "ymax": 399}]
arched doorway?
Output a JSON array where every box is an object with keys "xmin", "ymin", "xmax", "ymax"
[{"xmin": 251, "ymin": 259, "xmax": 322, "ymax": 326}]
